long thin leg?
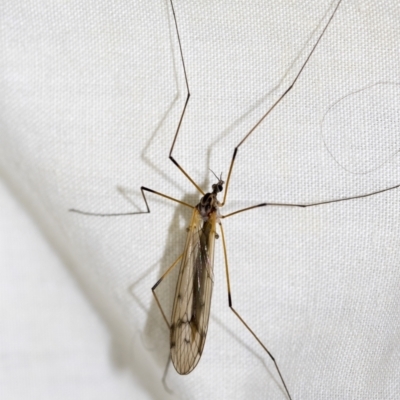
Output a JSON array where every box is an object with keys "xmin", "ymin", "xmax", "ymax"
[
  {"xmin": 168, "ymin": 0, "xmax": 204, "ymax": 196},
  {"xmin": 152, "ymin": 253, "xmax": 184, "ymax": 329},
  {"xmin": 69, "ymin": 186, "xmax": 194, "ymax": 216},
  {"xmin": 221, "ymin": 0, "xmax": 343, "ymax": 206},
  {"xmin": 222, "ymin": 182, "xmax": 400, "ymax": 218},
  {"xmin": 219, "ymin": 223, "xmax": 292, "ymax": 400}
]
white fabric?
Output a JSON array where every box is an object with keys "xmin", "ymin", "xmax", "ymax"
[{"xmin": 1, "ymin": 1, "xmax": 400, "ymax": 399}]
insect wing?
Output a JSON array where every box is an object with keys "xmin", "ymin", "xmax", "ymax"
[{"xmin": 170, "ymin": 208, "xmax": 217, "ymax": 374}]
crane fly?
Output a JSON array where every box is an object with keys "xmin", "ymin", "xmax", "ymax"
[
  {"xmin": 167, "ymin": 171, "xmax": 222, "ymax": 374},
  {"xmin": 69, "ymin": 0, "xmax": 400, "ymax": 398}
]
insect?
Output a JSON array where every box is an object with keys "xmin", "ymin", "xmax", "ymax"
[{"xmin": 70, "ymin": 0, "xmax": 400, "ymax": 398}]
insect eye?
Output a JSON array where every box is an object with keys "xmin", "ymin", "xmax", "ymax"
[{"xmin": 217, "ymin": 185, "xmax": 223, "ymax": 192}]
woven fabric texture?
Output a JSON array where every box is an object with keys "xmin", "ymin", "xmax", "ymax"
[{"xmin": 1, "ymin": 1, "xmax": 400, "ymax": 399}]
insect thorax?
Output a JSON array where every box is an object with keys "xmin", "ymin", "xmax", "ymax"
[{"xmin": 196, "ymin": 180, "xmax": 224, "ymax": 221}]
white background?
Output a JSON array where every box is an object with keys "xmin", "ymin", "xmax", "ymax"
[{"xmin": 1, "ymin": 0, "xmax": 400, "ymax": 399}]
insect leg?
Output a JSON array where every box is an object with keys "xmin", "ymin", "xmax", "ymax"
[
  {"xmin": 219, "ymin": 223, "xmax": 292, "ymax": 400},
  {"xmin": 267, "ymin": 183, "xmax": 400, "ymax": 208},
  {"xmin": 168, "ymin": 0, "xmax": 204, "ymax": 196},
  {"xmin": 221, "ymin": 0, "xmax": 343, "ymax": 206},
  {"xmin": 152, "ymin": 253, "xmax": 184, "ymax": 329},
  {"xmin": 222, "ymin": 182, "xmax": 400, "ymax": 219},
  {"xmin": 69, "ymin": 186, "xmax": 194, "ymax": 216}
]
